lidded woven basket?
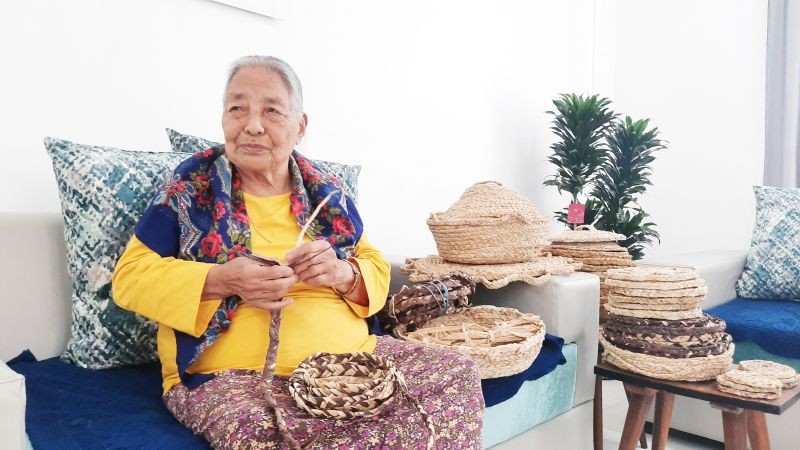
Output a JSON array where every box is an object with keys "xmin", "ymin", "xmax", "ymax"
[
  {"xmin": 396, "ymin": 305, "xmax": 546, "ymax": 379},
  {"xmin": 427, "ymin": 181, "xmax": 550, "ymax": 264}
]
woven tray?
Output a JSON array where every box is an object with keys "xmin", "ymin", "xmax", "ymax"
[
  {"xmin": 396, "ymin": 305, "xmax": 546, "ymax": 379},
  {"xmin": 599, "ymin": 335, "xmax": 734, "ymax": 381}
]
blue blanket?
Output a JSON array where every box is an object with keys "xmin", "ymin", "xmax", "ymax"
[
  {"xmin": 10, "ymin": 334, "xmax": 564, "ymax": 449},
  {"xmin": 708, "ymin": 297, "xmax": 800, "ymax": 359}
]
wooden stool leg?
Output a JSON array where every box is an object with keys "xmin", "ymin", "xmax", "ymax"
[
  {"xmin": 746, "ymin": 411, "xmax": 770, "ymax": 450},
  {"xmin": 619, "ymin": 384, "xmax": 656, "ymax": 450},
  {"xmin": 651, "ymin": 392, "xmax": 675, "ymax": 450},
  {"xmin": 594, "ymin": 375, "xmax": 604, "ymax": 450},
  {"xmin": 720, "ymin": 409, "xmax": 748, "ymax": 450}
]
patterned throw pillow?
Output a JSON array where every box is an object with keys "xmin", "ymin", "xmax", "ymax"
[
  {"xmin": 45, "ymin": 137, "xmax": 189, "ymax": 368},
  {"xmin": 736, "ymin": 185, "xmax": 800, "ymax": 301},
  {"xmin": 165, "ymin": 128, "xmax": 361, "ymax": 201}
]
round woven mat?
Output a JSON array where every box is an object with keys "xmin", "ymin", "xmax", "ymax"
[
  {"xmin": 548, "ymin": 225, "xmax": 627, "ymax": 243},
  {"xmin": 400, "ymin": 255, "xmax": 578, "ymax": 289},
  {"xmin": 397, "ymin": 305, "xmax": 546, "ymax": 379},
  {"xmin": 606, "ymin": 266, "xmax": 700, "ymax": 282},
  {"xmin": 599, "ymin": 335, "xmax": 734, "ymax": 381}
]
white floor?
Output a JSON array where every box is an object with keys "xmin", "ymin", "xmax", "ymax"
[{"xmin": 491, "ymin": 380, "xmax": 722, "ymax": 450}]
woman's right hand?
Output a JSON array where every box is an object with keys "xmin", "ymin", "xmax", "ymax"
[{"xmin": 202, "ymin": 257, "xmax": 298, "ymax": 311}]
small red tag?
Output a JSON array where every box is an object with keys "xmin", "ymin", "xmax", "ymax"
[{"xmin": 567, "ymin": 203, "xmax": 585, "ymax": 224}]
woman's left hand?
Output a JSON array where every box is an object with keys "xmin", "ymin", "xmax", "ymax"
[{"xmin": 285, "ymin": 240, "xmax": 355, "ymax": 291}]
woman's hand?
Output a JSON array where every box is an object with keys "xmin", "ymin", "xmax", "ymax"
[
  {"xmin": 285, "ymin": 240, "xmax": 354, "ymax": 293},
  {"xmin": 203, "ymin": 257, "xmax": 297, "ymax": 311}
]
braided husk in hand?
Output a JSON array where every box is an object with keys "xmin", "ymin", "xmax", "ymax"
[{"xmin": 378, "ymin": 271, "xmax": 475, "ymax": 333}]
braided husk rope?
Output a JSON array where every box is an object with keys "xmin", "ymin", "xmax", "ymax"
[
  {"xmin": 289, "ymin": 352, "xmax": 436, "ymax": 449},
  {"xmin": 259, "ymin": 190, "xmax": 435, "ymax": 449},
  {"xmin": 400, "ymin": 255, "xmax": 579, "ymax": 289},
  {"xmin": 427, "ymin": 181, "xmax": 550, "ymax": 264},
  {"xmin": 397, "ymin": 305, "xmax": 546, "ymax": 379},
  {"xmin": 599, "ymin": 335, "xmax": 734, "ymax": 381},
  {"xmin": 378, "ymin": 271, "xmax": 475, "ymax": 333}
]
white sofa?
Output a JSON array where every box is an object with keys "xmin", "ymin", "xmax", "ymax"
[
  {"xmin": 0, "ymin": 212, "xmax": 600, "ymax": 449},
  {"xmin": 645, "ymin": 250, "xmax": 800, "ymax": 450}
]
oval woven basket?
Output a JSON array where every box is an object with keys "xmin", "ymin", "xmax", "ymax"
[
  {"xmin": 427, "ymin": 181, "xmax": 550, "ymax": 264},
  {"xmin": 396, "ymin": 305, "xmax": 546, "ymax": 379}
]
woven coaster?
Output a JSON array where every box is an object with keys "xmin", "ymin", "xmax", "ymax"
[
  {"xmin": 717, "ymin": 385, "xmax": 781, "ymax": 400},
  {"xmin": 718, "ymin": 369, "xmax": 783, "ymax": 391},
  {"xmin": 739, "ymin": 360, "xmax": 797, "ymax": 380},
  {"xmin": 548, "ymin": 226, "xmax": 627, "ymax": 243},
  {"xmin": 606, "ymin": 266, "xmax": 700, "ymax": 282},
  {"xmin": 608, "ymin": 293, "xmax": 704, "ymax": 306},
  {"xmin": 604, "ymin": 278, "xmax": 706, "ymax": 290},
  {"xmin": 604, "ymin": 305, "xmax": 704, "ymax": 320},
  {"xmin": 739, "ymin": 360, "xmax": 799, "ymax": 388},
  {"xmin": 609, "ymin": 285, "xmax": 708, "ymax": 298}
]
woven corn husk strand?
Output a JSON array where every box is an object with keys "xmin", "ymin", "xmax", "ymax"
[
  {"xmin": 379, "ymin": 271, "xmax": 475, "ymax": 334},
  {"xmin": 259, "ymin": 190, "xmax": 340, "ymax": 450},
  {"xmin": 289, "ymin": 352, "xmax": 436, "ymax": 449}
]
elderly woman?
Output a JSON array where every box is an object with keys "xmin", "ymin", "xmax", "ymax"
[{"xmin": 113, "ymin": 56, "xmax": 483, "ymax": 449}]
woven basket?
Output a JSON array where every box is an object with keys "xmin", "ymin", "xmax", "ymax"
[
  {"xmin": 599, "ymin": 335, "xmax": 734, "ymax": 381},
  {"xmin": 427, "ymin": 181, "xmax": 550, "ymax": 264},
  {"xmin": 396, "ymin": 305, "xmax": 546, "ymax": 379}
]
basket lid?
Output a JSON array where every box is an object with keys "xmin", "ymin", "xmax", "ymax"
[
  {"xmin": 429, "ymin": 181, "xmax": 548, "ymax": 225},
  {"xmin": 548, "ymin": 225, "xmax": 626, "ymax": 243}
]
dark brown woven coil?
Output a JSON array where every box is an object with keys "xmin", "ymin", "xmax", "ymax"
[
  {"xmin": 379, "ymin": 271, "xmax": 475, "ymax": 333},
  {"xmin": 605, "ymin": 312, "xmax": 725, "ymax": 330},
  {"xmin": 603, "ymin": 329, "xmax": 728, "ymax": 348},
  {"xmin": 289, "ymin": 352, "xmax": 436, "ymax": 450},
  {"xmin": 603, "ymin": 330, "xmax": 732, "ymax": 358},
  {"xmin": 603, "ymin": 314, "xmax": 727, "ymax": 337}
]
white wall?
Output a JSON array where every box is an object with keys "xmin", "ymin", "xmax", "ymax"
[
  {"xmin": 0, "ymin": 0, "xmax": 595, "ymax": 257},
  {"xmin": 0, "ymin": 0, "xmax": 767, "ymax": 258},
  {"xmin": 602, "ymin": 0, "xmax": 767, "ymax": 257}
]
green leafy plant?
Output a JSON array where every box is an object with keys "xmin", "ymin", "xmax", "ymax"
[
  {"xmin": 545, "ymin": 95, "xmax": 667, "ymax": 260},
  {"xmin": 591, "ymin": 117, "xmax": 665, "ymax": 259},
  {"xmin": 543, "ymin": 94, "xmax": 617, "ymax": 203}
]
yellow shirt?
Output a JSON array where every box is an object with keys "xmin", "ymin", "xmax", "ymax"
[{"xmin": 113, "ymin": 192, "xmax": 390, "ymax": 395}]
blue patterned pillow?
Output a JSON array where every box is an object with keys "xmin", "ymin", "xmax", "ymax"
[
  {"xmin": 45, "ymin": 137, "xmax": 189, "ymax": 368},
  {"xmin": 165, "ymin": 128, "xmax": 361, "ymax": 201},
  {"xmin": 736, "ymin": 185, "xmax": 800, "ymax": 301}
]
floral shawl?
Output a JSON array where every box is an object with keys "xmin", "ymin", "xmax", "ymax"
[{"xmin": 134, "ymin": 146, "xmax": 363, "ymax": 388}]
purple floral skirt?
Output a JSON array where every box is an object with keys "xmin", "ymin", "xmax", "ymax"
[{"xmin": 164, "ymin": 336, "xmax": 484, "ymax": 450}]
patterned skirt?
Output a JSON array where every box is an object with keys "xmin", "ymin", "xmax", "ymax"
[{"xmin": 164, "ymin": 336, "xmax": 484, "ymax": 450}]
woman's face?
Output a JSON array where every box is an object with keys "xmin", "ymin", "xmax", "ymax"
[{"xmin": 222, "ymin": 66, "xmax": 307, "ymax": 176}]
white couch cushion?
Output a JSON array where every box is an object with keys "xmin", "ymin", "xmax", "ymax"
[{"xmin": 0, "ymin": 360, "xmax": 26, "ymax": 450}]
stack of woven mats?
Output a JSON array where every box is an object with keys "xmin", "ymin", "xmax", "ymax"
[{"xmin": 599, "ymin": 266, "xmax": 734, "ymax": 381}]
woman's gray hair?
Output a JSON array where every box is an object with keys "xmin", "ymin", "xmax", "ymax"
[{"xmin": 225, "ymin": 55, "xmax": 304, "ymax": 117}]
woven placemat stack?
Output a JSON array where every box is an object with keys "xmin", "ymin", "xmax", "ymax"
[
  {"xmin": 716, "ymin": 360, "xmax": 799, "ymax": 399},
  {"xmin": 544, "ymin": 225, "xmax": 633, "ymax": 320},
  {"xmin": 401, "ymin": 181, "xmax": 579, "ymax": 289},
  {"xmin": 599, "ymin": 266, "xmax": 734, "ymax": 381}
]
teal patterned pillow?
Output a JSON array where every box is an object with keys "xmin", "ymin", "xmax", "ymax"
[
  {"xmin": 165, "ymin": 128, "xmax": 361, "ymax": 201},
  {"xmin": 736, "ymin": 185, "xmax": 800, "ymax": 301},
  {"xmin": 45, "ymin": 137, "xmax": 189, "ymax": 368}
]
